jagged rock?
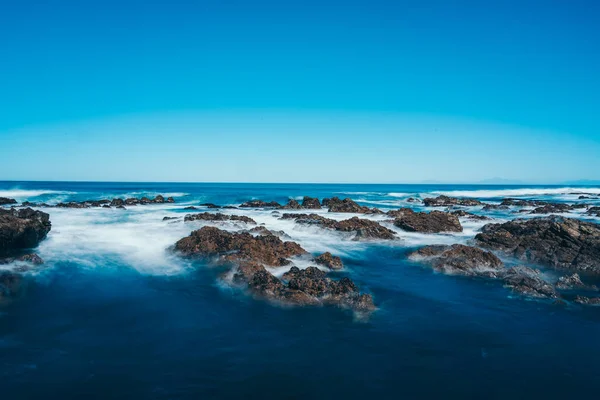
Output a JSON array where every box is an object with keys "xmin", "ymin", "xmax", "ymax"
[
  {"xmin": 281, "ymin": 213, "xmax": 396, "ymax": 240},
  {"xmin": 574, "ymin": 295, "xmax": 600, "ymax": 305},
  {"xmin": 184, "ymin": 206, "xmax": 198, "ymax": 210},
  {"xmin": 183, "ymin": 212, "xmax": 256, "ymax": 225},
  {"xmin": 408, "ymin": 244, "xmax": 504, "ymax": 277},
  {"xmin": 325, "ymin": 197, "xmax": 381, "ymax": 214},
  {"xmin": 0, "ymin": 253, "xmax": 44, "ymax": 265},
  {"xmin": 111, "ymin": 198, "xmax": 125, "ymax": 207},
  {"xmin": 422, "ymin": 195, "xmax": 483, "ymax": 207},
  {"xmin": 0, "ymin": 197, "xmax": 17, "ymax": 205},
  {"xmin": 314, "ymin": 252, "xmax": 343, "ymax": 270},
  {"xmin": 239, "ymin": 200, "xmax": 282, "ymax": 208},
  {"xmin": 530, "ymin": 204, "xmax": 573, "ymax": 214},
  {"xmin": 116, "ymin": 205, "xmax": 126, "ymax": 210},
  {"xmin": 556, "ymin": 273, "xmax": 598, "ymax": 291},
  {"xmin": 587, "ymin": 207, "xmax": 600, "ymax": 217},
  {"xmin": 500, "ymin": 198, "xmax": 548, "ymax": 207},
  {"xmin": 451, "ymin": 210, "xmax": 491, "ymax": 220},
  {"xmin": 166, "ymin": 197, "xmax": 175, "ymax": 203},
  {"xmin": 162, "ymin": 216, "xmax": 179, "ymax": 221},
  {"xmin": 174, "ymin": 226, "xmax": 306, "ymax": 266},
  {"xmin": 200, "ymin": 203, "xmax": 220, "ymax": 209},
  {"xmin": 301, "ymin": 196, "xmax": 322, "ymax": 209},
  {"xmin": 247, "ymin": 226, "xmax": 291, "ymax": 239},
  {"xmin": 0, "ymin": 208, "xmax": 51, "ymax": 256},
  {"xmin": 475, "ymin": 216, "xmax": 600, "ymax": 273},
  {"xmin": 502, "ymin": 266, "xmax": 558, "ymax": 299},
  {"xmin": 389, "ymin": 208, "xmax": 462, "ymax": 233},
  {"xmin": 280, "ymin": 199, "xmax": 302, "ymax": 209}
]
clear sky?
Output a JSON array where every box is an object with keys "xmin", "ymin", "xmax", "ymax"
[{"xmin": 1, "ymin": 0, "xmax": 599, "ymax": 183}]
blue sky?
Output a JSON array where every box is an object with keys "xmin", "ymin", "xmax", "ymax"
[{"xmin": 1, "ymin": 0, "xmax": 599, "ymax": 183}]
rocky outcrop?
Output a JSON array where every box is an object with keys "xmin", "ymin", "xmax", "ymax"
[
  {"xmin": 200, "ymin": 203, "xmax": 220, "ymax": 209},
  {"xmin": 247, "ymin": 226, "xmax": 291, "ymax": 239},
  {"xmin": 574, "ymin": 295, "xmax": 600, "ymax": 305},
  {"xmin": 162, "ymin": 216, "xmax": 179, "ymax": 221},
  {"xmin": 0, "ymin": 253, "xmax": 44, "ymax": 265},
  {"xmin": 314, "ymin": 252, "xmax": 343, "ymax": 270},
  {"xmin": 556, "ymin": 273, "xmax": 598, "ymax": 291},
  {"xmin": 0, "ymin": 197, "xmax": 17, "ymax": 206},
  {"xmin": 475, "ymin": 216, "xmax": 600, "ymax": 273},
  {"xmin": 239, "ymin": 200, "xmax": 282, "ymax": 208},
  {"xmin": 408, "ymin": 244, "xmax": 504, "ymax": 277},
  {"xmin": 281, "ymin": 213, "xmax": 396, "ymax": 240},
  {"xmin": 183, "ymin": 212, "xmax": 256, "ymax": 225},
  {"xmin": 422, "ymin": 195, "xmax": 483, "ymax": 207},
  {"xmin": 529, "ymin": 204, "xmax": 574, "ymax": 214},
  {"xmin": 175, "ymin": 226, "xmax": 306, "ymax": 266},
  {"xmin": 280, "ymin": 199, "xmax": 302, "ymax": 209},
  {"xmin": 482, "ymin": 204, "xmax": 510, "ymax": 211},
  {"xmin": 33, "ymin": 195, "xmax": 175, "ymax": 209},
  {"xmin": 301, "ymin": 197, "xmax": 322, "ymax": 209},
  {"xmin": 500, "ymin": 198, "xmax": 548, "ymax": 207},
  {"xmin": 587, "ymin": 207, "xmax": 600, "ymax": 217},
  {"xmin": 324, "ymin": 197, "xmax": 382, "ymax": 214},
  {"xmin": 390, "ymin": 208, "xmax": 462, "ymax": 233},
  {"xmin": 502, "ymin": 266, "xmax": 558, "ymax": 299},
  {"xmin": 451, "ymin": 210, "xmax": 491, "ymax": 220},
  {"xmin": 0, "ymin": 208, "xmax": 51, "ymax": 257}
]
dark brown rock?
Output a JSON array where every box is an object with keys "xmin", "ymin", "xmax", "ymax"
[
  {"xmin": 239, "ymin": 200, "xmax": 282, "ymax": 208},
  {"xmin": 423, "ymin": 195, "xmax": 483, "ymax": 207},
  {"xmin": 314, "ymin": 252, "xmax": 343, "ymax": 270},
  {"xmin": 183, "ymin": 212, "xmax": 256, "ymax": 225},
  {"xmin": 502, "ymin": 266, "xmax": 558, "ymax": 299},
  {"xmin": 0, "ymin": 208, "xmax": 51, "ymax": 256},
  {"xmin": 301, "ymin": 196, "xmax": 322, "ymax": 209},
  {"xmin": 482, "ymin": 204, "xmax": 510, "ymax": 211},
  {"xmin": 0, "ymin": 197, "xmax": 17, "ymax": 205},
  {"xmin": 281, "ymin": 213, "xmax": 396, "ymax": 240},
  {"xmin": 280, "ymin": 199, "xmax": 302, "ymax": 209},
  {"xmin": 326, "ymin": 197, "xmax": 382, "ymax": 214},
  {"xmin": 556, "ymin": 273, "xmax": 598, "ymax": 291},
  {"xmin": 451, "ymin": 210, "xmax": 491, "ymax": 220},
  {"xmin": 475, "ymin": 216, "xmax": 600, "ymax": 273},
  {"xmin": 200, "ymin": 203, "xmax": 220, "ymax": 209},
  {"xmin": 574, "ymin": 295, "xmax": 600, "ymax": 305},
  {"xmin": 390, "ymin": 208, "xmax": 462, "ymax": 233},
  {"xmin": 408, "ymin": 244, "xmax": 504, "ymax": 277}
]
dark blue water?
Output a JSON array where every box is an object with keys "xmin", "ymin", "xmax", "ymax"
[{"xmin": 1, "ymin": 182, "xmax": 600, "ymax": 399}]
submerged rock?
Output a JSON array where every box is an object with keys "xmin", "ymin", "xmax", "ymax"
[
  {"xmin": 389, "ymin": 208, "xmax": 462, "ymax": 233},
  {"xmin": 0, "ymin": 253, "xmax": 44, "ymax": 266},
  {"xmin": 281, "ymin": 213, "xmax": 396, "ymax": 240},
  {"xmin": 422, "ymin": 195, "xmax": 483, "ymax": 207},
  {"xmin": 0, "ymin": 208, "xmax": 51, "ymax": 256},
  {"xmin": 175, "ymin": 226, "xmax": 306, "ymax": 266},
  {"xmin": 408, "ymin": 244, "xmax": 504, "ymax": 278},
  {"xmin": 502, "ymin": 266, "xmax": 558, "ymax": 299},
  {"xmin": 183, "ymin": 212, "xmax": 256, "ymax": 225},
  {"xmin": 556, "ymin": 273, "xmax": 598, "ymax": 291},
  {"xmin": 0, "ymin": 197, "xmax": 17, "ymax": 206},
  {"xmin": 475, "ymin": 216, "xmax": 600, "ymax": 273},
  {"xmin": 314, "ymin": 252, "xmax": 343, "ymax": 270},
  {"xmin": 200, "ymin": 203, "xmax": 221, "ymax": 209},
  {"xmin": 574, "ymin": 295, "xmax": 600, "ymax": 305}
]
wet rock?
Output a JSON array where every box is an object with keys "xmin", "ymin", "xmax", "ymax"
[
  {"xmin": 111, "ymin": 198, "xmax": 125, "ymax": 207},
  {"xmin": 175, "ymin": 226, "xmax": 306, "ymax": 266},
  {"xmin": 451, "ymin": 210, "xmax": 491, "ymax": 220},
  {"xmin": 222, "ymin": 206, "xmax": 238, "ymax": 209},
  {"xmin": 166, "ymin": 197, "xmax": 175, "ymax": 203},
  {"xmin": 301, "ymin": 196, "xmax": 322, "ymax": 209},
  {"xmin": 281, "ymin": 213, "xmax": 396, "ymax": 240},
  {"xmin": 280, "ymin": 199, "xmax": 302, "ymax": 209},
  {"xmin": 408, "ymin": 244, "xmax": 504, "ymax": 278},
  {"xmin": 586, "ymin": 207, "xmax": 600, "ymax": 217},
  {"xmin": 574, "ymin": 295, "xmax": 600, "ymax": 305},
  {"xmin": 102, "ymin": 205, "xmax": 111, "ymax": 209},
  {"xmin": 325, "ymin": 197, "xmax": 382, "ymax": 214},
  {"xmin": 422, "ymin": 195, "xmax": 483, "ymax": 207},
  {"xmin": 183, "ymin": 212, "xmax": 256, "ymax": 225},
  {"xmin": 247, "ymin": 226, "xmax": 291, "ymax": 239},
  {"xmin": 116, "ymin": 205, "xmax": 126, "ymax": 210},
  {"xmin": 314, "ymin": 252, "xmax": 343, "ymax": 270},
  {"xmin": 390, "ymin": 208, "xmax": 462, "ymax": 233},
  {"xmin": 502, "ymin": 266, "xmax": 558, "ymax": 299},
  {"xmin": 200, "ymin": 203, "xmax": 220, "ymax": 209},
  {"xmin": 556, "ymin": 273, "xmax": 598, "ymax": 291},
  {"xmin": 239, "ymin": 200, "xmax": 282, "ymax": 208},
  {"xmin": 406, "ymin": 197, "xmax": 418, "ymax": 203},
  {"xmin": 162, "ymin": 216, "xmax": 179, "ymax": 221},
  {"xmin": 475, "ymin": 216, "xmax": 600, "ymax": 273},
  {"xmin": 529, "ymin": 203, "xmax": 573, "ymax": 214},
  {"xmin": 500, "ymin": 198, "xmax": 548, "ymax": 207},
  {"xmin": 0, "ymin": 253, "xmax": 44, "ymax": 265},
  {"xmin": 0, "ymin": 197, "xmax": 17, "ymax": 206},
  {"xmin": 184, "ymin": 206, "xmax": 198, "ymax": 210},
  {"xmin": 0, "ymin": 208, "xmax": 52, "ymax": 256},
  {"xmin": 153, "ymin": 195, "xmax": 165, "ymax": 203}
]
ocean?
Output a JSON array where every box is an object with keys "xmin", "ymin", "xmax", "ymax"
[{"xmin": 1, "ymin": 181, "xmax": 600, "ymax": 399}]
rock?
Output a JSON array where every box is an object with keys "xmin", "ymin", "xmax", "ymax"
[
  {"xmin": 502, "ymin": 266, "xmax": 558, "ymax": 299},
  {"xmin": 153, "ymin": 195, "xmax": 165, "ymax": 203},
  {"xmin": 184, "ymin": 206, "xmax": 198, "ymax": 210},
  {"xmin": 239, "ymin": 200, "xmax": 282, "ymax": 208},
  {"xmin": 125, "ymin": 198, "xmax": 139, "ymax": 206},
  {"xmin": 222, "ymin": 206, "xmax": 238, "ymax": 209},
  {"xmin": 301, "ymin": 196, "xmax": 322, "ymax": 209},
  {"xmin": 162, "ymin": 216, "xmax": 179, "ymax": 221},
  {"xmin": 116, "ymin": 205, "xmax": 126, "ymax": 210},
  {"xmin": 500, "ymin": 198, "xmax": 548, "ymax": 207},
  {"xmin": 326, "ymin": 197, "xmax": 381, "ymax": 214},
  {"xmin": 574, "ymin": 295, "xmax": 600, "ymax": 305},
  {"xmin": 166, "ymin": 197, "xmax": 175, "ymax": 203},
  {"xmin": 111, "ymin": 198, "xmax": 125, "ymax": 207},
  {"xmin": 247, "ymin": 226, "xmax": 291, "ymax": 239},
  {"xmin": 174, "ymin": 226, "xmax": 306, "ymax": 266},
  {"xmin": 200, "ymin": 203, "xmax": 220, "ymax": 209},
  {"xmin": 451, "ymin": 210, "xmax": 491, "ymax": 220},
  {"xmin": 390, "ymin": 208, "xmax": 462, "ymax": 233},
  {"xmin": 556, "ymin": 273, "xmax": 598, "ymax": 291},
  {"xmin": 0, "ymin": 197, "xmax": 17, "ymax": 205},
  {"xmin": 0, "ymin": 271, "xmax": 22, "ymax": 302},
  {"xmin": 422, "ymin": 195, "xmax": 483, "ymax": 207},
  {"xmin": 280, "ymin": 199, "xmax": 302, "ymax": 209},
  {"xmin": 0, "ymin": 253, "xmax": 44, "ymax": 265},
  {"xmin": 102, "ymin": 205, "xmax": 111, "ymax": 209},
  {"xmin": 482, "ymin": 204, "xmax": 510, "ymax": 211},
  {"xmin": 529, "ymin": 204, "xmax": 573, "ymax": 214},
  {"xmin": 183, "ymin": 212, "xmax": 256, "ymax": 225},
  {"xmin": 406, "ymin": 198, "xmax": 418, "ymax": 203},
  {"xmin": 408, "ymin": 244, "xmax": 504, "ymax": 278},
  {"xmin": 314, "ymin": 252, "xmax": 343, "ymax": 270},
  {"xmin": 586, "ymin": 207, "xmax": 600, "ymax": 217},
  {"xmin": 0, "ymin": 208, "xmax": 52, "ymax": 256},
  {"xmin": 475, "ymin": 216, "xmax": 600, "ymax": 273},
  {"xmin": 281, "ymin": 213, "xmax": 396, "ymax": 240}
]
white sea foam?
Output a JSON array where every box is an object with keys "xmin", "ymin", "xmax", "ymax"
[
  {"xmin": 387, "ymin": 193, "xmax": 411, "ymax": 198},
  {"xmin": 430, "ymin": 187, "xmax": 600, "ymax": 199},
  {"xmin": 0, "ymin": 189, "xmax": 77, "ymax": 199}
]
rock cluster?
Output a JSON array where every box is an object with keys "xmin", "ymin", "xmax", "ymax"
[
  {"xmin": 314, "ymin": 252, "xmax": 343, "ymax": 270},
  {"xmin": 0, "ymin": 197, "xmax": 17, "ymax": 206},
  {"xmin": 0, "ymin": 208, "xmax": 52, "ymax": 257},
  {"xmin": 323, "ymin": 197, "xmax": 382, "ymax": 214},
  {"xmin": 422, "ymin": 195, "xmax": 483, "ymax": 207},
  {"xmin": 388, "ymin": 208, "xmax": 462, "ymax": 233},
  {"xmin": 281, "ymin": 213, "xmax": 396, "ymax": 240},
  {"xmin": 475, "ymin": 216, "xmax": 600, "ymax": 273},
  {"xmin": 29, "ymin": 195, "xmax": 176, "ymax": 209},
  {"xmin": 239, "ymin": 200, "xmax": 282, "ymax": 208},
  {"xmin": 183, "ymin": 212, "xmax": 256, "ymax": 225}
]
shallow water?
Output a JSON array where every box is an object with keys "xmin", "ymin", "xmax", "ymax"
[{"xmin": 1, "ymin": 182, "xmax": 600, "ymax": 398}]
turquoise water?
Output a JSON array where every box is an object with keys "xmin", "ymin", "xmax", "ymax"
[{"xmin": 1, "ymin": 182, "xmax": 600, "ymax": 398}]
